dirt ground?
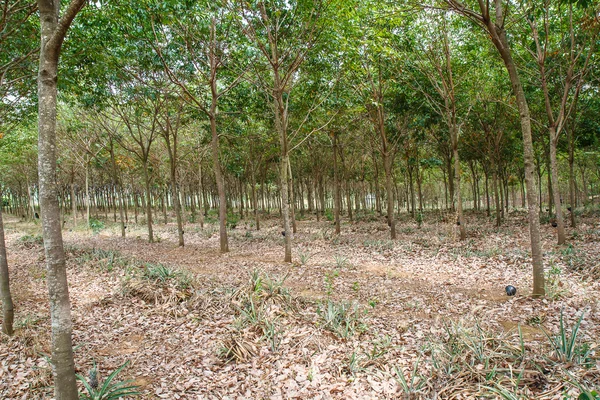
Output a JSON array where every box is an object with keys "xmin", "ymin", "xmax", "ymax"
[{"xmin": 1, "ymin": 210, "xmax": 599, "ymax": 399}]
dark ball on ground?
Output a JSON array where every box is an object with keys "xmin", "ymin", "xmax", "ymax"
[
  {"xmin": 34, "ymin": 212, "xmax": 39, "ymax": 219},
  {"xmin": 505, "ymin": 285, "xmax": 517, "ymax": 296},
  {"xmin": 281, "ymin": 230, "xmax": 286, "ymax": 237},
  {"xmin": 456, "ymin": 220, "xmax": 461, "ymax": 226},
  {"xmin": 567, "ymin": 207, "xmax": 572, "ymax": 212},
  {"xmin": 551, "ymin": 221, "xmax": 558, "ymax": 227}
]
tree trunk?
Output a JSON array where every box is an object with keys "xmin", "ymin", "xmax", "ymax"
[
  {"xmin": 483, "ymin": 10, "xmax": 544, "ymax": 296},
  {"xmin": 567, "ymin": 126, "xmax": 577, "ymax": 228},
  {"xmin": 210, "ymin": 114, "xmax": 228, "ymax": 253},
  {"xmin": 172, "ymin": 184, "xmax": 184, "ymax": 247},
  {"xmin": 333, "ymin": 132, "xmax": 341, "ymax": 234},
  {"xmin": 0, "ymin": 206, "xmax": 14, "ymax": 336},
  {"xmin": 288, "ymin": 161, "xmax": 297, "ymax": 234},
  {"xmin": 280, "ymin": 154, "xmax": 292, "ymax": 262},
  {"xmin": 549, "ymin": 128, "xmax": 566, "ymax": 244},
  {"xmin": 37, "ymin": 0, "xmax": 85, "ymax": 395},
  {"xmin": 142, "ymin": 162, "xmax": 154, "ymax": 242},
  {"xmin": 251, "ymin": 170, "xmax": 260, "ymax": 230},
  {"xmin": 85, "ymin": 156, "xmax": 90, "ymax": 228},
  {"xmin": 484, "ymin": 166, "xmax": 490, "ymax": 217},
  {"xmin": 383, "ymin": 153, "xmax": 396, "ymax": 239},
  {"xmin": 109, "ymin": 142, "xmax": 125, "ymax": 237},
  {"xmin": 451, "ymin": 125, "xmax": 466, "ymax": 240},
  {"xmin": 372, "ymin": 148, "xmax": 382, "ymax": 215}
]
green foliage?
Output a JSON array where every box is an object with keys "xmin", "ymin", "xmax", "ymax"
[
  {"xmin": 223, "ymin": 271, "xmax": 291, "ymax": 360},
  {"xmin": 542, "ymin": 309, "xmax": 592, "ymax": 366},
  {"xmin": 316, "ymin": 299, "xmax": 366, "ymax": 339},
  {"xmin": 18, "ymin": 234, "xmax": 43, "ymax": 248},
  {"xmin": 142, "ymin": 263, "xmax": 191, "ymax": 289},
  {"xmin": 76, "ymin": 360, "xmax": 140, "ymax": 400},
  {"xmin": 227, "ymin": 212, "xmax": 239, "ymax": 230},
  {"xmin": 324, "ymin": 269, "xmax": 339, "ymax": 296},
  {"xmin": 74, "ymin": 248, "xmax": 128, "ymax": 272},
  {"xmin": 89, "ymin": 218, "xmax": 105, "ymax": 234},
  {"xmin": 324, "ymin": 208, "xmax": 334, "ymax": 222},
  {"xmin": 333, "ymin": 254, "xmax": 349, "ymax": 269},
  {"xmin": 545, "ymin": 261, "xmax": 568, "ymax": 300},
  {"xmin": 394, "ymin": 358, "xmax": 426, "ymax": 396},
  {"xmin": 415, "ymin": 210, "xmax": 423, "ymax": 227},
  {"xmin": 298, "ymin": 249, "xmax": 312, "ymax": 265}
]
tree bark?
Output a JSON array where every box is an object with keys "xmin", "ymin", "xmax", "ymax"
[
  {"xmin": 482, "ymin": 2, "xmax": 544, "ymax": 296},
  {"xmin": 141, "ymin": 161, "xmax": 154, "ymax": 242},
  {"xmin": 549, "ymin": 128, "xmax": 566, "ymax": 243},
  {"xmin": 0, "ymin": 206, "xmax": 14, "ymax": 336},
  {"xmin": 333, "ymin": 132, "xmax": 341, "ymax": 234},
  {"xmin": 210, "ymin": 114, "xmax": 229, "ymax": 253},
  {"xmin": 37, "ymin": 0, "xmax": 85, "ymax": 396},
  {"xmin": 451, "ymin": 124, "xmax": 466, "ymax": 240},
  {"xmin": 567, "ymin": 126, "xmax": 577, "ymax": 228},
  {"xmin": 109, "ymin": 141, "xmax": 125, "ymax": 237},
  {"xmin": 70, "ymin": 168, "xmax": 76, "ymax": 226}
]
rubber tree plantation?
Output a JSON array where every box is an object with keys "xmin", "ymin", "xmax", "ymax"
[{"xmin": 0, "ymin": 0, "xmax": 599, "ymax": 398}]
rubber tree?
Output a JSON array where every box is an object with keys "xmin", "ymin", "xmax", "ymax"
[
  {"xmin": 158, "ymin": 96, "xmax": 185, "ymax": 247},
  {"xmin": 239, "ymin": 0, "xmax": 326, "ymax": 262},
  {"xmin": 408, "ymin": 14, "xmax": 472, "ymax": 239},
  {"xmin": 0, "ymin": 203, "xmax": 14, "ymax": 336},
  {"xmin": 37, "ymin": 0, "xmax": 86, "ymax": 397},
  {"xmin": 526, "ymin": 0, "xmax": 596, "ymax": 244},
  {"xmin": 109, "ymin": 88, "xmax": 163, "ymax": 243},
  {"xmin": 444, "ymin": 0, "xmax": 545, "ymax": 297},
  {"xmin": 150, "ymin": 2, "xmax": 249, "ymax": 253}
]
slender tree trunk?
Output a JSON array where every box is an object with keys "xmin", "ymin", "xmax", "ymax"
[
  {"xmin": 109, "ymin": 142, "xmax": 125, "ymax": 237},
  {"xmin": 484, "ymin": 168, "xmax": 490, "ymax": 217},
  {"xmin": 288, "ymin": 162, "xmax": 297, "ymax": 234},
  {"xmin": 567, "ymin": 127, "xmax": 577, "ymax": 228},
  {"xmin": 546, "ymin": 151, "xmax": 553, "ymax": 215},
  {"xmin": 85, "ymin": 156, "xmax": 90, "ymax": 228},
  {"xmin": 37, "ymin": 0, "xmax": 85, "ymax": 395},
  {"xmin": 161, "ymin": 189, "xmax": 167, "ymax": 224},
  {"xmin": 484, "ymin": 12, "xmax": 544, "ymax": 296},
  {"xmin": 251, "ymin": 170, "xmax": 260, "ymax": 230},
  {"xmin": 274, "ymin": 89, "xmax": 292, "ymax": 262},
  {"xmin": 70, "ymin": 169, "xmax": 76, "ymax": 226},
  {"xmin": 383, "ymin": 153, "xmax": 396, "ymax": 239},
  {"xmin": 197, "ymin": 162, "xmax": 204, "ymax": 228},
  {"xmin": 173, "ymin": 182, "xmax": 184, "ymax": 247},
  {"xmin": 346, "ymin": 181, "xmax": 353, "ymax": 221},
  {"xmin": 493, "ymin": 170, "xmax": 501, "ymax": 227},
  {"xmin": 451, "ymin": 125, "xmax": 466, "ymax": 240},
  {"xmin": 142, "ymin": 162, "xmax": 154, "ymax": 242},
  {"xmin": 372, "ymin": 148, "xmax": 382, "ymax": 216},
  {"xmin": 26, "ymin": 178, "xmax": 35, "ymax": 220},
  {"xmin": 549, "ymin": 128, "xmax": 566, "ymax": 243},
  {"xmin": 408, "ymin": 167, "xmax": 415, "ymax": 217},
  {"xmin": 209, "ymin": 114, "xmax": 228, "ymax": 253},
  {"xmin": 0, "ymin": 206, "xmax": 14, "ymax": 336},
  {"xmin": 333, "ymin": 132, "xmax": 341, "ymax": 234}
]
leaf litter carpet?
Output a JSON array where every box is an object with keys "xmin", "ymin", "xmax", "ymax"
[{"xmin": 1, "ymin": 214, "xmax": 599, "ymax": 399}]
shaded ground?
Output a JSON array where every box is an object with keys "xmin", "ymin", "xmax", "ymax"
[{"xmin": 1, "ymin": 210, "xmax": 599, "ymax": 399}]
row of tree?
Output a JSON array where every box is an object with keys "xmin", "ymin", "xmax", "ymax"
[{"xmin": 1, "ymin": 0, "xmax": 599, "ymax": 397}]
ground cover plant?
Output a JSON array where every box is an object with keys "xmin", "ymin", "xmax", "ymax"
[
  {"xmin": 1, "ymin": 0, "xmax": 600, "ymax": 397},
  {"xmin": 1, "ymin": 210, "xmax": 598, "ymax": 398}
]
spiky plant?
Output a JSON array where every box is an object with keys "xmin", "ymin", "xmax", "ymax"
[{"xmin": 76, "ymin": 360, "xmax": 140, "ymax": 400}]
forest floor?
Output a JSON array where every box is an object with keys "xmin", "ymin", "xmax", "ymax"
[{"xmin": 1, "ymin": 209, "xmax": 599, "ymax": 399}]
